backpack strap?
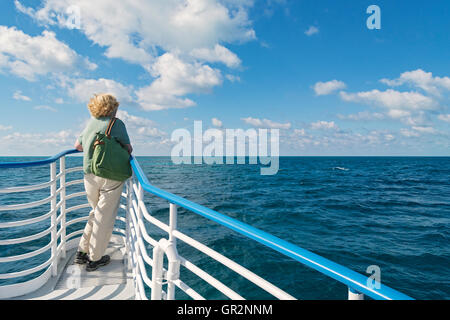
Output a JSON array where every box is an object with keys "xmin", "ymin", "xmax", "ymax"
[{"xmin": 105, "ymin": 117, "xmax": 117, "ymax": 138}]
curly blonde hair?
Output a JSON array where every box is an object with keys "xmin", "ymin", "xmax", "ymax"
[{"xmin": 87, "ymin": 94, "xmax": 119, "ymax": 118}]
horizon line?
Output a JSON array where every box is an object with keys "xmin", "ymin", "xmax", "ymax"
[{"xmin": 1, "ymin": 155, "xmax": 449, "ymax": 158}]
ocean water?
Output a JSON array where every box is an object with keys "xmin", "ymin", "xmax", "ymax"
[{"xmin": 0, "ymin": 156, "xmax": 449, "ymax": 300}]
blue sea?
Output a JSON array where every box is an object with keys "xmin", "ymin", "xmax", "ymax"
[{"xmin": 0, "ymin": 156, "xmax": 449, "ymax": 300}]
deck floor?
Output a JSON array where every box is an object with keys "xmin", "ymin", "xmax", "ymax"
[{"xmin": 15, "ymin": 235, "xmax": 135, "ymax": 300}]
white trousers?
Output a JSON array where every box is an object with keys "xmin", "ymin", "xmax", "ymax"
[{"xmin": 78, "ymin": 173, "xmax": 124, "ymax": 261}]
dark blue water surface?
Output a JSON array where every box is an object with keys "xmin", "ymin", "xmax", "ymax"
[{"xmin": 0, "ymin": 156, "xmax": 449, "ymax": 300}]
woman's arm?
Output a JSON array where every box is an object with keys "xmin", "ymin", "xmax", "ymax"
[
  {"xmin": 74, "ymin": 139, "xmax": 83, "ymax": 152},
  {"xmin": 125, "ymin": 144, "xmax": 133, "ymax": 154}
]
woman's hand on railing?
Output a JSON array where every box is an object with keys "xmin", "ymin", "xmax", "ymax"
[
  {"xmin": 74, "ymin": 140, "xmax": 83, "ymax": 152},
  {"xmin": 125, "ymin": 144, "xmax": 133, "ymax": 155}
]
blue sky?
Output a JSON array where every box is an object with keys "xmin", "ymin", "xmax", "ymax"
[{"xmin": 0, "ymin": 0, "xmax": 449, "ymax": 156}]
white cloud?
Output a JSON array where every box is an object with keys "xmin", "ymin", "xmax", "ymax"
[
  {"xmin": 263, "ymin": 119, "xmax": 291, "ymax": 129},
  {"xmin": 12, "ymin": 90, "xmax": 31, "ymax": 101},
  {"xmin": 116, "ymin": 109, "xmax": 155, "ymax": 128},
  {"xmin": 0, "ymin": 110, "xmax": 167, "ymax": 155},
  {"xmin": 437, "ymin": 114, "xmax": 450, "ymax": 123},
  {"xmin": 0, "ymin": 125, "xmax": 12, "ymax": 131},
  {"xmin": 225, "ymin": 74, "xmax": 241, "ymax": 82},
  {"xmin": 114, "ymin": 109, "xmax": 168, "ymax": 154},
  {"xmin": 386, "ymin": 109, "xmax": 411, "ymax": 119},
  {"xmin": 14, "ymin": 0, "xmax": 34, "ymax": 16},
  {"xmin": 16, "ymin": 0, "xmax": 255, "ymax": 110},
  {"xmin": 293, "ymin": 128, "xmax": 306, "ymax": 136},
  {"xmin": 339, "ymin": 89, "xmax": 436, "ymax": 111},
  {"xmin": 400, "ymin": 128, "xmax": 420, "ymax": 138},
  {"xmin": 66, "ymin": 78, "xmax": 134, "ymax": 104},
  {"xmin": 411, "ymin": 126, "xmax": 436, "ymax": 134},
  {"xmin": 283, "ymin": 126, "xmax": 403, "ymax": 154},
  {"xmin": 400, "ymin": 125, "xmax": 436, "ymax": 138},
  {"xmin": 305, "ymin": 26, "xmax": 319, "ymax": 36},
  {"xmin": 34, "ymin": 105, "xmax": 57, "ymax": 112},
  {"xmin": 191, "ymin": 44, "xmax": 241, "ymax": 68},
  {"xmin": 313, "ymin": 80, "xmax": 346, "ymax": 96},
  {"xmin": 380, "ymin": 69, "xmax": 450, "ymax": 96},
  {"xmin": 116, "ymin": 109, "xmax": 165, "ymax": 138},
  {"xmin": 0, "ymin": 129, "xmax": 77, "ymax": 155},
  {"xmin": 241, "ymin": 117, "xmax": 263, "ymax": 127},
  {"xmin": 0, "ymin": 26, "xmax": 96, "ymax": 81},
  {"xmin": 135, "ymin": 53, "xmax": 222, "ymax": 110},
  {"xmin": 17, "ymin": 0, "xmax": 254, "ymax": 65},
  {"xmin": 337, "ymin": 111, "xmax": 385, "ymax": 121},
  {"xmin": 241, "ymin": 117, "xmax": 291, "ymax": 129},
  {"xmin": 211, "ymin": 117, "xmax": 223, "ymax": 128},
  {"xmin": 310, "ymin": 120, "xmax": 338, "ymax": 130}
]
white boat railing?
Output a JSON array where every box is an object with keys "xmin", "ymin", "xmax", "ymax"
[{"xmin": 0, "ymin": 149, "xmax": 413, "ymax": 300}]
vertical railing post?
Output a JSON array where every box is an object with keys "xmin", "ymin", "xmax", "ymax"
[
  {"xmin": 135, "ymin": 179, "xmax": 145, "ymax": 298},
  {"xmin": 348, "ymin": 287, "xmax": 364, "ymax": 300},
  {"xmin": 151, "ymin": 243, "xmax": 164, "ymax": 300},
  {"xmin": 59, "ymin": 156, "xmax": 66, "ymax": 259},
  {"xmin": 50, "ymin": 162, "xmax": 58, "ymax": 276},
  {"xmin": 125, "ymin": 178, "xmax": 132, "ymax": 271},
  {"xmin": 167, "ymin": 203, "xmax": 178, "ymax": 300},
  {"xmin": 169, "ymin": 203, "xmax": 177, "ymax": 245},
  {"xmin": 135, "ymin": 180, "xmax": 143, "ymax": 252}
]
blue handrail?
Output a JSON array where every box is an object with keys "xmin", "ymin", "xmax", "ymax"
[
  {"xmin": 0, "ymin": 149, "xmax": 80, "ymax": 168},
  {"xmin": 0, "ymin": 149, "xmax": 414, "ymax": 300}
]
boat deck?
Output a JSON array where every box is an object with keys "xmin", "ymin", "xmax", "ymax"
[{"xmin": 12, "ymin": 235, "xmax": 135, "ymax": 300}]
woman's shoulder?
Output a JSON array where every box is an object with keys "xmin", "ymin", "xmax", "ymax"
[
  {"xmin": 114, "ymin": 117, "xmax": 125, "ymax": 124},
  {"xmin": 113, "ymin": 117, "xmax": 129, "ymax": 135},
  {"xmin": 114, "ymin": 117, "xmax": 127, "ymax": 128}
]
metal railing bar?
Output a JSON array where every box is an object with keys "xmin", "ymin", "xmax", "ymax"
[
  {"xmin": 128, "ymin": 215, "xmax": 154, "ymax": 266},
  {"xmin": 65, "ymin": 216, "xmax": 89, "ymax": 227},
  {"xmin": 56, "ymin": 227, "xmax": 63, "ymax": 239},
  {"xmin": 133, "ymin": 253, "xmax": 149, "ymax": 300},
  {"xmin": 173, "ymin": 230, "xmax": 295, "ymax": 300},
  {"xmin": 178, "ymin": 256, "xmax": 244, "ymax": 300},
  {"xmin": 0, "ymin": 179, "xmax": 54, "ymax": 194},
  {"xmin": 112, "ymin": 227, "xmax": 126, "ymax": 236},
  {"xmin": 0, "ymin": 239, "xmax": 54, "ymax": 263},
  {"xmin": 0, "ymin": 149, "xmax": 80, "ymax": 169},
  {"xmin": 172, "ymin": 279, "xmax": 206, "ymax": 300},
  {"xmin": 64, "ymin": 179, "xmax": 84, "ymax": 187},
  {"xmin": 0, "ymin": 256, "xmax": 53, "ymax": 279},
  {"xmin": 0, "ymin": 225, "xmax": 54, "ymax": 246},
  {"xmin": 116, "ymin": 216, "xmax": 126, "ymax": 223},
  {"xmin": 65, "ymin": 191, "xmax": 86, "ymax": 200},
  {"xmin": 65, "ymin": 229, "xmax": 85, "ymax": 240},
  {"xmin": 128, "ymin": 201, "xmax": 159, "ymax": 247},
  {"xmin": 137, "ymin": 237, "xmax": 154, "ymax": 266},
  {"xmin": 65, "ymin": 203, "xmax": 90, "ymax": 214},
  {"xmin": 0, "ymin": 194, "xmax": 54, "ymax": 212},
  {"xmin": 0, "ymin": 209, "xmax": 55, "ymax": 229},
  {"xmin": 138, "ymin": 201, "xmax": 170, "ymax": 233},
  {"xmin": 136, "ymin": 253, "xmax": 152, "ymax": 288}
]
